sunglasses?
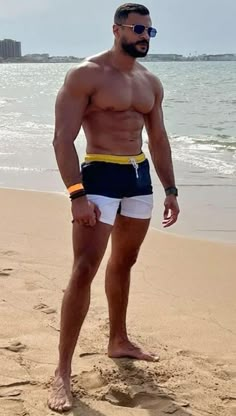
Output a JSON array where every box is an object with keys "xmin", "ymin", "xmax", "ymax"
[{"xmin": 117, "ymin": 24, "xmax": 157, "ymax": 38}]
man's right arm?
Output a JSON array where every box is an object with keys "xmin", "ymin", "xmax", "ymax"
[
  {"xmin": 53, "ymin": 64, "xmax": 101, "ymax": 226},
  {"xmin": 53, "ymin": 64, "xmax": 93, "ymax": 188}
]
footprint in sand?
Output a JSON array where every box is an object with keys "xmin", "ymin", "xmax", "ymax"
[
  {"xmin": 0, "ymin": 388, "xmax": 22, "ymax": 398},
  {"xmin": 177, "ymin": 349, "xmax": 233, "ymax": 382},
  {"xmin": 1, "ymin": 250, "xmax": 18, "ymax": 257},
  {"xmin": 0, "ymin": 341, "xmax": 26, "ymax": 353},
  {"xmin": 74, "ymin": 369, "xmax": 108, "ymax": 391},
  {"xmin": 79, "ymin": 352, "xmax": 100, "ymax": 358},
  {"xmin": 221, "ymin": 396, "xmax": 236, "ymax": 415},
  {"xmin": 33, "ymin": 303, "xmax": 56, "ymax": 315},
  {"xmin": 103, "ymin": 388, "xmax": 190, "ymax": 413},
  {"xmin": 0, "ymin": 268, "xmax": 13, "ymax": 277}
]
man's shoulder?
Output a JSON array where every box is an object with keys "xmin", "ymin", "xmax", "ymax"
[
  {"xmin": 137, "ymin": 62, "xmax": 163, "ymax": 90},
  {"xmin": 64, "ymin": 52, "xmax": 107, "ymax": 92},
  {"xmin": 69, "ymin": 51, "xmax": 108, "ymax": 75},
  {"xmin": 66, "ymin": 55, "xmax": 104, "ymax": 78},
  {"xmin": 137, "ymin": 62, "xmax": 162, "ymax": 86},
  {"xmin": 85, "ymin": 50, "xmax": 109, "ymax": 65}
]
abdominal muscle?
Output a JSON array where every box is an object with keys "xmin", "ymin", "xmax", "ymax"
[{"xmin": 82, "ymin": 109, "xmax": 145, "ymax": 156}]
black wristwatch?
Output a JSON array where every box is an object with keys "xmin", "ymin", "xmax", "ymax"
[{"xmin": 165, "ymin": 186, "xmax": 178, "ymax": 197}]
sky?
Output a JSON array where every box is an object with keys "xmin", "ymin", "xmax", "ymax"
[{"xmin": 0, "ymin": 0, "xmax": 236, "ymax": 57}]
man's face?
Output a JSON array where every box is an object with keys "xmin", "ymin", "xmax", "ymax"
[{"xmin": 118, "ymin": 13, "xmax": 152, "ymax": 58}]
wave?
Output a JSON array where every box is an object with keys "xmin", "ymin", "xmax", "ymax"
[
  {"xmin": 143, "ymin": 133, "xmax": 236, "ymax": 175},
  {"xmin": 170, "ymin": 134, "xmax": 236, "ymax": 150},
  {"xmin": 0, "ymin": 166, "xmax": 57, "ymax": 173}
]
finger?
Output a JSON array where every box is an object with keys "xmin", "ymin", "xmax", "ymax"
[
  {"xmin": 82, "ymin": 221, "xmax": 89, "ymax": 226},
  {"xmin": 162, "ymin": 213, "xmax": 177, "ymax": 223},
  {"xmin": 94, "ymin": 205, "xmax": 101, "ymax": 219},
  {"xmin": 87, "ymin": 214, "xmax": 96, "ymax": 227},
  {"xmin": 163, "ymin": 206, "xmax": 169, "ymax": 219},
  {"xmin": 162, "ymin": 216, "xmax": 178, "ymax": 228},
  {"xmin": 91, "ymin": 214, "xmax": 97, "ymax": 226},
  {"xmin": 75, "ymin": 219, "xmax": 85, "ymax": 226},
  {"xmin": 81, "ymin": 218, "xmax": 91, "ymax": 226},
  {"xmin": 162, "ymin": 215, "xmax": 171, "ymax": 221},
  {"xmin": 72, "ymin": 218, "xmax": 82, "ymax": 225}
]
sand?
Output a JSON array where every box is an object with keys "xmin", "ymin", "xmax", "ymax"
[{"xmin": 0, "ymin": 188, "xmax": 235, "ymax": 416}]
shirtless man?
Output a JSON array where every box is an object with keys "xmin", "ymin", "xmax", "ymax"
[{"xmin": 48, "ymin": 3, "xmax": 179, "ymax": 412}]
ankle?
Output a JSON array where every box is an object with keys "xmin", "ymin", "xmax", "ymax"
[
  {"xmin": 109, "ymin": 333, "xmax": 128, "ymax": 345},
  {"xmin": 55, "ymin": 366, "xmax": 71, "ymax": 379}
]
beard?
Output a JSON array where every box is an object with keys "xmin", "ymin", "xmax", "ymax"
[{"xmin": 121, "ymin": 38, "xmax": 149, "ymax": 58}]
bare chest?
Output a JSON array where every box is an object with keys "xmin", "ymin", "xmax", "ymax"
[{"xmin": 90, "ymin": 70, "xmax": 155, "ymax": 114}]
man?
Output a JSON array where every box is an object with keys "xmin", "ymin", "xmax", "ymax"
[{"xmin": 48, "ymin": 3, "xmax": 179, "ymax": 412}]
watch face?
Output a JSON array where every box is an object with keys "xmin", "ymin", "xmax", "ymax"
[{"xmin": 165, "ymin": 187, "xmax": 178, "ymax": 196}]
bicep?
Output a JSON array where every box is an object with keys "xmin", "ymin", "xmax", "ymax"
[
  {"xmin": 144, "ymin": 81, "xmax": 167, "ymax": 148},
  {"xmin": 54, "ymin": 68, "xmax": 91, "ymax": 144},
  {"xmin": 54, "ymin": 87, "xmax": 88, "ymax": 143}
]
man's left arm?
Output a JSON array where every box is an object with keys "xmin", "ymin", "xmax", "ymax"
[{"xmin": 144, "ymin": 78, "xmax": 180, "ymax": 228}]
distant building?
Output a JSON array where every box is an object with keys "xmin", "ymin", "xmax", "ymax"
[
  {"xmin": 23, "ymin": 53, "xmax": 49, "ymax": 62},
  {"xmin": 0, "ymin": 39, "xmax": 21, "ymax": 59},
  {"xmin": 140, "ymin": 53, "xmax": 184, "ymax": 62},
  {"xmin": 204, "ymin": 54, "xmax": 236, "ymax": 61}
]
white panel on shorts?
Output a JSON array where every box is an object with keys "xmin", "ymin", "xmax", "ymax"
[
  {"xmin": 87, "ymin": 194, "xmax": 153, "ymax": 225},
  {"xmin": 86, "ymin": 194, "xmax": 120, "ymax": 225},
  {"xmin": 120, "ymin": 194, "xmax": 153, "ymax": 219}
]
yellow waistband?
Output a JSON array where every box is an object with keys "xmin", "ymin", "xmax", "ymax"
[{"xmin": 84, "ymin": 152, "xmax": 146, "ymax": 164}]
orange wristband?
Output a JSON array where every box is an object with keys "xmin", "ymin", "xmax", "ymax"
[{"xmin": 67, "ymin": 183, "xmax": 84, "ymax": 194}]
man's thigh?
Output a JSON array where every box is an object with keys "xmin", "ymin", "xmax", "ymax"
[
  {"xmin": 72, "ymin": 220, "xmax": 112, "ymax": 266},
  {"xmin": 110, "ymin": 214, "xmax": 150, "ymax": 261}
]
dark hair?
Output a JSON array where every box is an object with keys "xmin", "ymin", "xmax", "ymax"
[{"xmin": 114, "ymin": 3, "xmax": 150, "ymax": 24}]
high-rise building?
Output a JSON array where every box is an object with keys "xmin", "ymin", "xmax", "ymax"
[{"xmin": 0, "ymin": 39, "xmax": 22, "ymax": 59}]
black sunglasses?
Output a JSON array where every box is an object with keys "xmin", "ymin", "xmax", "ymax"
[{"xmin": 116, "ymin": 24, "xmax": 157, "ymax": 38}]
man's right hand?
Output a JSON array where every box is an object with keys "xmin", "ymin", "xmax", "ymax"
[{"xmin": 71, "ymin": 197, "xmax": 101, "ymax": 227}]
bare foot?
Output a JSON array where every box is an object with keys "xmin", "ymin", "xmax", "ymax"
[
  {"xmin": 108, "ymin": 339, "xmax": 159, "ymax": 362},
  {"xmin": 48, "ymin": 373, "xmax": 73, "ymax": 413}
]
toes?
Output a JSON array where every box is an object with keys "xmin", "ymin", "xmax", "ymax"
[
  {"xmin": 48, "ymin": 399, "xmax": 72, "ymax": 413},
  {"xmin": 108, "ymin": 344, "xmax": 160, "ymax": 362},
  {"xmin": 139, "ymin": 353, "xmax": 153, "ymax": 361},
  {"xmin": 61, "ymin": 398, "xmax": 72, "ymax": 411},
  {"xmin": 142, "ymin": 353, "xmax": 160, "ymax": 362},
  {"xmin": 131, "ymin": 350, "xmax": 159, "ymax": 362},
  {"xmin": 63, "ymin": 403, "xmax": 72, "ymax": 411},
  {"xmin": 58, "ymin": 403, "xmax": 72, "ymax": 413},
  {"xmin": 47, "ymin": 399, "xmax": 54, "ymax": 410},
  {"xmin": 57, "ymin": 400, "xmax": 65, "ymax": 412}
]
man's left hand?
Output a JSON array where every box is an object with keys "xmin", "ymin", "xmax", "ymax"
[{"xmin": 162, "ymin": 195, "xmax": 180, "ymax": 228}]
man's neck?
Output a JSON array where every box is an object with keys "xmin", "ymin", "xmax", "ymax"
[{"xmin": 109, "ymin": 47, "xmax": 136, "ymax": 72}]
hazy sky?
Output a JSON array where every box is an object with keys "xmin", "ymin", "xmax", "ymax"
[{"xmin": 0, "ymin": 0, "xmax": 235, "ymax": 57}]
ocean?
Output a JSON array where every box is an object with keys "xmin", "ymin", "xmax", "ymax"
[{"xmin": 0, "ymin": 62, "xmax": 236, "ymax": 242}]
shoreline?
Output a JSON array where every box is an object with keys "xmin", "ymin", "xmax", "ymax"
[
  {"xmin": 1, "ymin": 154, "xmax": 236, "ymax": 246},
  {"xmin": 1, "ymin": 56, "xmax": 236, "ymax": 64},
  {"xmin": 1, "ymin": 185, "xmax": 236, "ymax": 247},
  {"xmin": 0, "ymin": 143, "xmax": 235, "ymax": 245}
]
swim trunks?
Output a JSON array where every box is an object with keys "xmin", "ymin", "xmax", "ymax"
[{"xmin": 81, "ymin": 152, "xmax": 153, "ymax": 225}]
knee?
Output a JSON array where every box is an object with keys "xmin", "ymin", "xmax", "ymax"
[
  {"xmin": 112, "ymin": 250, "xmax": 139, "ymax": 270},
  {"xmin": 71, "ymin": 256, "xmax": 100, "ymax": 289}
]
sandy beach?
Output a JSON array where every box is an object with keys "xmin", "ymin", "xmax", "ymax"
[{"xmin": 0, "ymin": 187, "xmax": 235, "ymax": 416}]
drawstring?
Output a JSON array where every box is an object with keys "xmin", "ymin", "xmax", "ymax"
[{"xmin": 130, "ymin": 158, "xmax": 139, "ymax": 178}]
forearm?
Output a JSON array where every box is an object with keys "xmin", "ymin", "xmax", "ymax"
[
  {"xmin": 53, "ymin": 140, "xmax": 82, "ymax": 188},
  {"xmin": 149, "ymin": 136, "xmax": 176, "ymax": 189}
]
